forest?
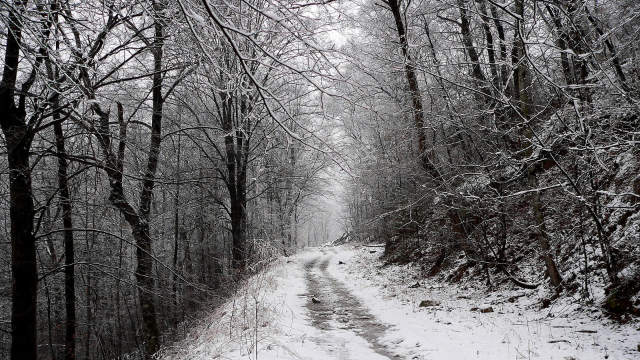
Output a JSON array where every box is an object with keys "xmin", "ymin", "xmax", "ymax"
[{"xmin": 1, "ymin": 0, "xmax": 638, "ymax": 359}]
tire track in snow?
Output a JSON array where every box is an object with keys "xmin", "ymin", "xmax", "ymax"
[{"xmin": 303, "ymin": 251, "xmax": 397, "ymax": 359}]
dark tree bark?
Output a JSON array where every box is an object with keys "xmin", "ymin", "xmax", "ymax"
[
  {"xmin": 457, "ymin": 0, "xmax": 488, "ymax": 87},
  {"xmin": 221, "ymin": 93, "xmax": 249, "ymax": 271},
  {"xmin": 511, "ymin": 0, "xmax": 530, "ymax": 115},
  {"xmin": 582, "ymin": 5, "xmax": 632, "ymax": 93},
  {"xmin": 385, "ymin": 0, "xmax": 441, "ymax": 181},
  {"xmin": 546, "ymin": 4, "xmax": 576, "ymax": 86},
  {"xmin": 556, "ymin": 0, "xmax": 592, "ymax": 102},
  {"xmin": 86, "ymin": 80, "xmax": 162, "ymax": 360},
  {"xmin": 44, "ymin": 29, "xmax": 77, "ymax": 357},
  {"xmin": 134, "ymin": 3, "xmax": 165, "ymax": 354},
  {"xmin": 488, "ymin": 4, "xmax": 509, "ymax": 89},
  {"xmin": 76, "ymin": 3, "xmax": 166, "ymax": 356},
  {"xmin": 230, "ymin": 187, "xmax": 248, "ymax": 270},
  {"xmin": 0, "ymin": 2, "xmax": 38, "ymax": 359},
  {"xmin": 528, "ymin": 171, "xmax": 563, "ymax": 289},
  {"xmin": 54, "ymin": 112, "xmax": 76, "ymax": 360},
  {"xmin": 183, "ymin": 228, "xmax": 195, "ymax": 312},
  {"xmin": 478, "ymin": 0, "xmax": 500, "ymax": 92},
  {"xmin": 172, "ymin": 133, "xmax": 181, "ymax": 321},
  {"xmin": 3, "ymin": 121, "xmax": 37, "ymax": 360},
  {"xmin": 511, "ymin": 1, "xmax": 563, "ymax": 288},
  {"xmin": 91, "ymin": 102, "xmax": 162, "ymax": 359}
]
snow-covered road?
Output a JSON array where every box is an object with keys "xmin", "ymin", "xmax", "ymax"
[
  {"xmin": 302, "ymin": 250, "xmax": 395, "ymax": 359},
  {"xmin": 162, "ymin": 245, "xmax": 639, "ymax": 360}
]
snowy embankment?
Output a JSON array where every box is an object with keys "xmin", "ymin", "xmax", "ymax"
[
  {"xmin": 158, "ymin": 257, "xmax": 324, "ymax": 359},
  {"xmin": 327, "ymin": 246, "xmax": 639, "ymax": 360},
  {"xmin": 160, "ymin": 245, "xmax": 639, "ymax": 360}
]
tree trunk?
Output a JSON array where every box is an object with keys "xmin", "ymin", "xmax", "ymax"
[
  {"xmin": 1, "ymin": 2, "xmax": 38, "ymax": 359},
  {"xmin": 133, "ymin": 2, "xmax": 165, "ymax": 354},
  {"xmin": 546, "ymin": 5, "xmax": 576, "ymax": 86},
  {"xmin": 457, "ymin": 0, "xmax": 488, "ymax": 87},
  {"xmin": 528, "ymin": 171, "xmax": 563, "ymax": 289},
  {"xmin": 230, "ymin": 196, "xmax": 247, "ymax": 270},
  {"xmin": 479, "ymin": 0, "xmax": 500, "ymax": 92},
  {"xmin": 511, "ymin": 3, "xmax": 563, "ymax": 288},
  {"xmin": 172, "ymin": 133, "xmax": 181, "ymax": 323},
  {"xmin": 54, "ymin": 118, "xmax": 76, "ymax": 360},
  {"xmin": 222, "ymin": 93, "xmax": 250, "ymax": 271},
  {"xmin": 512, "ymin": 0, "xmax": 530, "ymax": 116},
  {"xmin": 386, "ymin": 0, "xmax": 440, "ymax": 181},
  {"xmin": 88, "ymin": 46, "xmax": 164, "ymax": 358},
  {"xmin": 5, "ymin": 130, "xmax": 37, "ymax": 360},
  {"xmin": 233, "ymin": 130, "xmax": 248, "ymax": 271},
  {"xmin": 582, "ymin": 5, "xmax": 632, "ymax": 93},
  {"xmin": 132, "ymin": 226, "xmax": 160, "ymax": 358},
  {"xmin": 564, "ymin": 0, "xmax": 592, "ymax": 103},
  {"xmin": 183, "ymin": 230, "xmax": 195, "ymax": 313},
  {"xmin": 489, "ymin": 4, "xmax": 509, "ymax": 88}
]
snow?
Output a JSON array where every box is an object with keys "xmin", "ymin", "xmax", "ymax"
[
  {"xmin": 159, "ymin": 252, "xmax": 390, "ymax": 360},
  {"xmin": 327, "ymin": 246, "xmax": 640, "ymax": 360},
  {"xmin": 161, "ymin": 245, "xmax": 640, "ymax": 360}
]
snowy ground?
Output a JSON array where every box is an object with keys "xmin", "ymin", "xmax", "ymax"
[{"xmin": 160, "ymin": 245, "xmax": 639, "ymax": 360}]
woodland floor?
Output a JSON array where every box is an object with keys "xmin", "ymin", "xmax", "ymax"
[{"xmin": 161, "ymin": 245, "xmax": 640, "ymax": 360}]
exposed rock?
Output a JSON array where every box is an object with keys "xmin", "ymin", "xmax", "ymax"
[
  {"xmin": 311, "ymin": 297, "xmax": 321, "ymax": 304},
  {"xmin": 419, "ymin": 300, "xmax": 440, "ymax": 307},
  {"xmin": 408, "ymin": 281, "xmax": 421, "ymax": 289},
  {"xmin": 480, "ymin": 306, "xmax": 494, "ymax": 313}
]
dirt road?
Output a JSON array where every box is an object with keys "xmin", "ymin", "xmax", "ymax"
[{"xmin": 302, "ymin": 249, "xmax": 397, "ymax": 359}]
